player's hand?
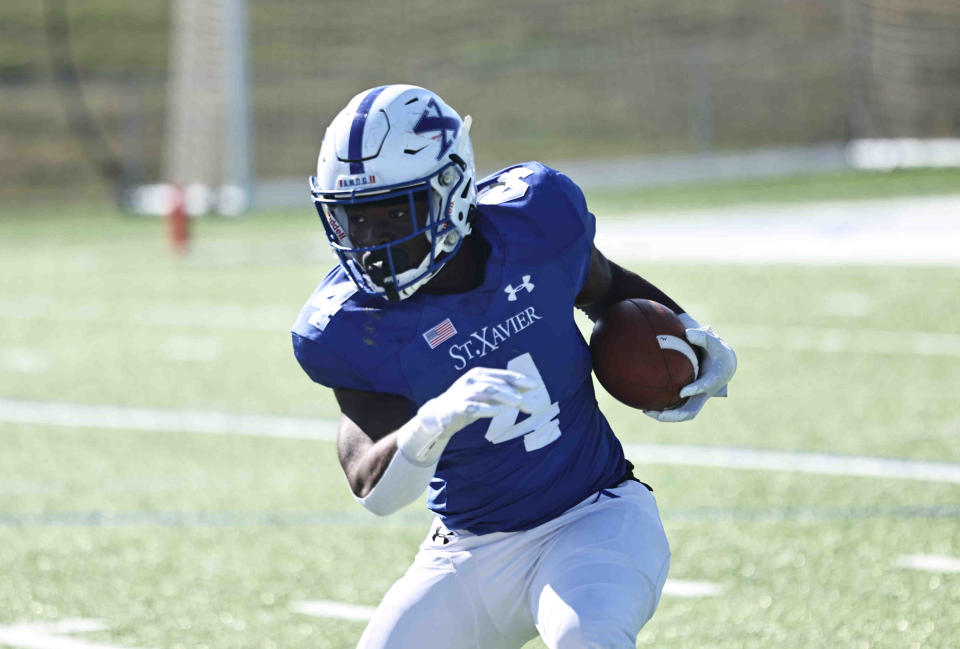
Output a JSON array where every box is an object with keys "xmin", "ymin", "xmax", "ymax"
[
  {"xmin": 644, "ymin": 315, "xmax": 736, "ymax": 423},
  {"xmin": 423, "ymin": 367, "xmax": 538, "ymax": 432},
  {"xmin": 400, "ymin": 367, "xmax": 538, "ymax": 463}
]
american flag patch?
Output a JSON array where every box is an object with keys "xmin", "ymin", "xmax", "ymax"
[{"xmin": 422, "ymin": 318, "xmax": 457, "ymax": 349}]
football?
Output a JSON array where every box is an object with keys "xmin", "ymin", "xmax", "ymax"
[{"xmin": 590, "ymin": 299, "xmax": 699, "ymax": 410}]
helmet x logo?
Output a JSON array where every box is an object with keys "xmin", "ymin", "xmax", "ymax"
[
  {"xmin": 413, "ymin": 98, "xmax": 460, "ymax": 159},
  {"xmin": 504, "ymin": 275, "xmax": 535, "ymax": 302}
]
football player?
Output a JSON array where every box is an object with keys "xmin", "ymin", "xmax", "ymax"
[{"xmin": 292, "ymin": 85, "xmax": 736, "ymax": 649}]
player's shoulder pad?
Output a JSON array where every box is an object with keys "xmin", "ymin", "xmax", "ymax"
[
  {"xmin": 290, "ymin": 266, "xmax": 374, "ymax": 391},
  {"xmin": 476, "ymin": 161, "xmax": 595, "ymax": 265},
  {"xmin": 291, "ymin": 265, "xmax": 360, "ymax": 340},
  {"xmin": 290, "ymin": 266, "xmax": 422, "ymax": 392}
]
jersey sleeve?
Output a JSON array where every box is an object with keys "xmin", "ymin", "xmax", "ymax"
[
  {"xmin": 291, "ymin": 331, "xmax": 374, "ymax": 392},
  {"xmin": 550, "ymin": 167, "xmax": 596, "ymax": 295},
  {"xmin": 290, "ymin": 269, "xmax": 376, "ymax": 392}
]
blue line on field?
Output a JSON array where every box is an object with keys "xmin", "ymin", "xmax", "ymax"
[
  {"xmin": 664, "ymin": 503, "xmax": 960, "ymax": 523},
  {"xmin": 0, "ymin": 509, "xmax": 429, "ymax": 528},
  {"xmin": 1, "ymin": 504, "xmax": 958, "ymax": 528}
]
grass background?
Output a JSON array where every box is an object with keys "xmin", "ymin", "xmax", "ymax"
[{"xmin": 2, "ymin": 172, "xmax": 959, "ymax": 648}]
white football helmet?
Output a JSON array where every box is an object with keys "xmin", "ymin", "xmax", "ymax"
[{"xmin": 309, "ymin": 85, "xmax": 477, "ymax": 302}]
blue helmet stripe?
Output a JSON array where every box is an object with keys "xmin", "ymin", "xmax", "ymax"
[{"xmin": 348, "ymin": 86, "xmax": 388, "ymax": 174}]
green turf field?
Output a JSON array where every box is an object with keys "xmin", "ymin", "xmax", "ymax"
[{"xmin": 1, "ymin": 185, "xmax": 959, "ymax": 648}]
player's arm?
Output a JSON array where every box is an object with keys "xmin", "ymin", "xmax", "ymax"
[
  {"xmin": 576, "ymin": 244, "xmax": 737, "ymax": 422},
  {"xmin": 575, "ymin": 245, "xmax": 684, "ymax": 320},
  {"xmin": 332, "ymin": 368, "xmax": 537, "ymax": 515},
  {"xmin": 333, "ymin": 387, "xmax": 415, "ymax": 499}
]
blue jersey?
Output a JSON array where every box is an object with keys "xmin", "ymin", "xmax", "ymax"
[{"xmin": 291, "ymin": 162, "xmax": 625, "ymax": 534}]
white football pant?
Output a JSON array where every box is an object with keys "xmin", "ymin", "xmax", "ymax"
[{"xmin": 357, "ymin": 480, "xmax": 670, "ymax": 649}]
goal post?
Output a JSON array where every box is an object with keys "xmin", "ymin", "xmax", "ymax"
[
  {"xmin": 143, "ymin": 0, "xmax": 960, "ymax": 217},
  {"xmin": 162, "ymin": 0, "xmax": 252, "ymax": 215}
]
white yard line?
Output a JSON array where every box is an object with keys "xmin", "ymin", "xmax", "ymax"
[
  {"xmin": 725, "ymin": 325, "xmax": 960, "ymax": 357},
  {"xmin": 0, "ymin": 398, "xmax": 336, "ymax": 440},
  {"xmin": 661, "ymin": 579, "xmax": 724, "ymax": 598},
  {"xmin": 160, "ymin": 335, "xmax": 223, "ymax": 363},
  {"xmin": 3, "ymin": 294, "xmax": 959, "ymax": 360},
  {"xmin": 2, "ymin": 399, "xmax": 959, "ymax": 485},
  {"xmin": 134, "ymin": 304, "xmax": 291, "ymax": 332},
  {"xmin": 0, "ymin": 297, "xmax": 291, "ymax": 332},
  {"xmin": 0, "ymin": 196, "xmax": 956, "ymax": 337},
  {"xmin": 293, "ymin": 579, "xmax": 725, "ymax": 623},
  {"xmin": 0, "ymin": 619, "xmax": 140, "ymax": 649},
  {"xmin": 0, "ymin": 348, "xmax": 50, "ymax": 374},
  {"xmin": 621, "ymin": 443, "xmax": 960, "ymax": 485},
  {"xmin": 293, "ymin": 600, "xmax": 377, "ymax": 622},
  {"xmin": 895, "ymin": 554, "xmax": 960, "ymax": 573},
  {"xmin": 820, "ymin": 292, "xmax": 871, "ymax": 318},
  {"xmin": 596, "ymin": 194, "xmax": 960, "ymax": 265}
]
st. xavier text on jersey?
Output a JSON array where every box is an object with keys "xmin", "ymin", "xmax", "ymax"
[{"xmin": 447, "ymin": 306, "xmax": 543, "ymax": 370}]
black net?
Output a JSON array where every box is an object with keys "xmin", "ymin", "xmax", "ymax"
[{"xmin": 3, "ymin": 0, "xmax": 958, "ymax": 203}]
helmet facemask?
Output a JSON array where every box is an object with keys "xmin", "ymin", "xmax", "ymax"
[{"xmin": 311, "ymin": 158, "xmax": 471, "ymax": 302}]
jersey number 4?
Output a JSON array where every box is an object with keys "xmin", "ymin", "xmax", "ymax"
[{"xmin": 484, "ymin": 353, "xmax": 561, "ymax": 452}]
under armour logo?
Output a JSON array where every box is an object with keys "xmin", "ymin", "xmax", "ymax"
[
  {"xmin": 431, "ymin": 527, "xmax": 453, "ymax": 545},
  {"xmin": 413, "ymin": 98, "xmax": 460, "ymax": 160},
  {"xmin": 504, "ymin": 275, "xmax": 535, "ymax": 301}
]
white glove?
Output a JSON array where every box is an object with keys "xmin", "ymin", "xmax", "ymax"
[
  {"xmin": 645, "ymin": 313, "xmax": 737, "ymax": 423},
  {"xmin": 398, "ymin": 367, "xmax": 537, "ymax": 464}
]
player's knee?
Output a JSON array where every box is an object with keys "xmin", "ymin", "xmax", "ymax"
[
  {"xmin": 539, "ymin": 583, "xmax": 650, "ymax": 649},
  {"xmin": 551, "ymin": 618, "xmax": 636, "ymax": 649},
  {"xmin": 356, "ymin": 565, "xmax": 476, "ymax": 649}
]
